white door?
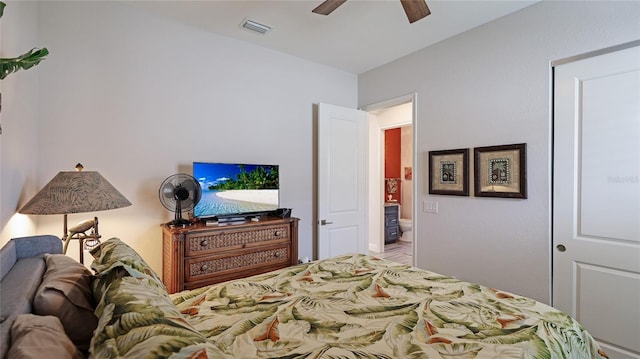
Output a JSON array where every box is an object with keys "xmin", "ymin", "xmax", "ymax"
[
  {"xmin": 553, "ymin": 43, "xmax": 640, "ymax": 359},
  {"xmin": 317, "ymin": 103, "xmax": 368, "ymax": 259}
]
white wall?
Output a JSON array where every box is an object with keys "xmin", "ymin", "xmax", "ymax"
[
  {"xmin": 0, "ymin": 1, "xmax": 40, "ymax": 242},
  {"xmin": 359, "ymin": 0, "xmax": 640, "ymax": 303},
  {"xmin": 400, "ymin": 125, "xmax": 412, "ymax": 220},
  {"xmin": 1, "ymin": 1, "xmax": 357, "ymax": 273}
]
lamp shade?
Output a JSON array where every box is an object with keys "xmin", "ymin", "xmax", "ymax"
[{"xmin": 19, "ymin": 170, "xmax": 131, "ymax": 215}]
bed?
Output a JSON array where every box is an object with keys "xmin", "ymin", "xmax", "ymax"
[{"xmin": 87, "ymin": 239, "xmax": 606, "ymax": 358}]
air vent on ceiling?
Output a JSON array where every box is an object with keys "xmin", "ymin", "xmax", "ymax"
[{"xmin": 241, "ymin": 18, "xmax": 272, "ymax": 35}]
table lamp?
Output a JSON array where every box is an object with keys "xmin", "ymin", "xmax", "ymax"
[{"xmin": 18, "ymin": 163, "xmax": 131, "ymax": 263}]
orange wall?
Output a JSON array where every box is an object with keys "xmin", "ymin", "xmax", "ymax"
[{"xmin": 384, "ymin": 128, "xmax": 401, "ymax": 203}]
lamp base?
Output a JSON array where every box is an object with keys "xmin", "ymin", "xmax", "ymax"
[{"xmin": 62, "ymin": 215, "xmax": 101, "ymax": 264}]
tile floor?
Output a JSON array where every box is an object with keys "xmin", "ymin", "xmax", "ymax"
[{"xmin": 370, "ymin": 240, "xmax": 413, "ymax": 265}]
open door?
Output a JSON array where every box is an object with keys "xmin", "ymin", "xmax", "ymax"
[
  {"xmin": 316, "ymin": 103, "xmax": 368, "ymax": 259},
  {"xmin": 553, "ymin": 42, "xmax": 640, "ymax": 359}
]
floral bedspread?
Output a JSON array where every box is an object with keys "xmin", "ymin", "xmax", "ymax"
[{"xmin": 171, "ymin": 254, "xmax": 606, "ymax": 359}]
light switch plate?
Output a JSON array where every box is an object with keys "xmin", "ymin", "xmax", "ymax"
[{"xmin": 423, "ymin": 201, "xmax": 438, "ymax": 213}]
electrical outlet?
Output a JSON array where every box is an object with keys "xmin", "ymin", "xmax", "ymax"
[{"xmin": 423, "ymin": 201, "xmax": 438, "ymax": 213}]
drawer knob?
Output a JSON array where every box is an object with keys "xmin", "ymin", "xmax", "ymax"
[
  {"xmin": 200, "ymin": 240, "xmax": 208, "ymax": 247},
  {"xmin": 274, "ymin": 252, "xmax": 281, "ymax": 258},
  {"xmin": 201, "ymin": 264, "xmax": 208, "ymax": 271},
  {"xmin": 274, "ymin": 230, "xmax": 281, "ymax": 237}
]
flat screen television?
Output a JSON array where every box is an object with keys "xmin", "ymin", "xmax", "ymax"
[{"xmin": 193, "ymin": 162, "xmax": 279, "ymax": 220}]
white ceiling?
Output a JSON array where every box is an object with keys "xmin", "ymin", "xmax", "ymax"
[{"xmin": 126, "ymin": 0, "xmax": 538, "ymax": 74}]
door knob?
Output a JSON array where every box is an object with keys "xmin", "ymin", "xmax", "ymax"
[
  {"xmin": 556, "ymin": 244, "xmax": 566, "ymax": 252},
  {"xmin": 320, "ymin": 219, "xmax": 333, "ymax": 225}
]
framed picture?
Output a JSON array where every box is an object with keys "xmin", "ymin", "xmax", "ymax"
[
  {"xmin": 428, "ymin": 148, "xmax": 469, "ymax": 196},
  {"xmin": 474, "ymin": 143, "xmax": 527, "ymax": 198},
  {"xmin": 404, "ymin": 167, "xmax": 412, "ymax": 180}
]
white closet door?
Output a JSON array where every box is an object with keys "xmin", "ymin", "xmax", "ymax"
[{"xmin": 553, "ymin": 43, "xmax": 640, "ymax": 359}]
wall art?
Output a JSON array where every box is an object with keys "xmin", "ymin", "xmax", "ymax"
[
  {"xmin": 428, "ymin": 148, "xmax": 469, "ymax": 196},
  {"xmin": 474, "ymin": 143, "xmax": 527, "ymax": 198}
]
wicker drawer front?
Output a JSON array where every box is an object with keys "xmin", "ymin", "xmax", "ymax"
[
  {"xmin": 186, "ymin": 246, "xmax": 290, "ymax": 281},
  {"xmin": 186, "ymin": 225, "xmax": 289, "ymax": 256}
]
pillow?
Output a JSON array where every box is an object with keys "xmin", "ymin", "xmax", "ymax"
[
  {"xmin": 7, "ymin": 314, "xmax": 83, "ymax": 359},
  {"xmin": 33, "ymin": 254, "xmax": 98, "ymax": 353},
  {"xmin": 90, "ymin": 238, "xmax": 164, "ymax": 300},
  {"xmin": 90, "ymin": 238, "xmax": 161, "ymax": 280},
  {"xmin": 90, "ymin": 275, "xmax": 227, "ymax": 358},
  {"xmin": 89, "ymin": 240, "xmax": 229, "ymax": 358}
]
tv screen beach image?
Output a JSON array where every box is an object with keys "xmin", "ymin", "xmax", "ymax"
[{"xmin": 194, "ymin": 163, "xmax": 279, "ymax": 217}]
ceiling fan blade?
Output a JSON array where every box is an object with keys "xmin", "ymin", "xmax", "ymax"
[
  {"xmin": 312, "ymin": 0, "xmax": 347, "ymax": 16},
  {"xmin": 400, "ymin": 0, "xmax": 431, "ymax": 24}
]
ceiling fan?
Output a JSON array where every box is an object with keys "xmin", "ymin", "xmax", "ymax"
[{"xmin": 312, "ymin": 0, "xmax": 431, "ymax": 24}]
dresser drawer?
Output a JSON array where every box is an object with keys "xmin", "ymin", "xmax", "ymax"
[
  {"xmin": 384, "ymin": 205, "xmax": 398, "ymax": 214},
  {"xmin": 186, "ymin": 224, "xmax": 290, "ymax": 256},
  {"xmin": 185, "ymin": 245, "xmax": 290, "ymax": 282},
  {"xmin": 385, "ymin": 215, "xmax": 398, "ymax": 227},
  {"xmin": 385, "ymin": 226, "xmax": 400, "ymax": 241}
]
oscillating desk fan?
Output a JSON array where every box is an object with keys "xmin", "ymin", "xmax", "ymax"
[{"xmin": 158, "ymin": 173, "xmax": 202, "ymax": 226}]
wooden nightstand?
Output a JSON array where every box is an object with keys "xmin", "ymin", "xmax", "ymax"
[{"xmin": 162, "ymin": 216, "xmax": 299, "ymax": 294}]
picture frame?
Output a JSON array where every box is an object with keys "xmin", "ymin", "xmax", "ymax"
[
  {"xmin": 404, "ymin": 167, "xmax": 412, "ymax": 180},
  {"xmin": 428, "ymin": 148, "xmax": 469, "ymax": 196},
  {"xmin": 474, "ymin": 143, "xmax": 527, "ymax": 198}
]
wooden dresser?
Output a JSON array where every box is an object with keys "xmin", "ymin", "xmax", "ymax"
[{"xmin": 161, "ymin": 216, "xmax": 299, "ymax": 294}]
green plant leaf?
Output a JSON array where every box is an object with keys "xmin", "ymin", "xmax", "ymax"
[
  {"xmin": 0, "ymin": 48, "xmax": 49, "ymax": 80},
  {"xmin": 0, "ymin": 2, "xmax": 5, "ymax": 18}
]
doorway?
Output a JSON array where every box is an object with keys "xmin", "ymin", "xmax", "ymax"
[{"xmin": 362, "ymin": 94, "xmax": 416, "ymax": 266}]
